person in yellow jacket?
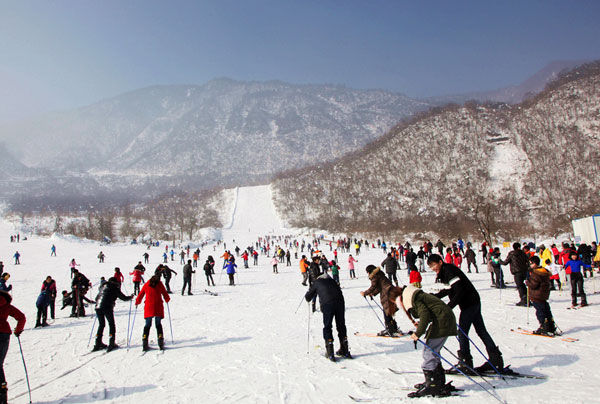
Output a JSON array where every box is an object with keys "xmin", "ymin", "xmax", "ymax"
[{"xmin": 538, "ymin": 245, "xmax": 554, "ymax": 269}]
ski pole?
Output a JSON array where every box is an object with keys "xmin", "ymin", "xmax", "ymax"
[
  {"xmin": 526, "ymin": 287, "xmax": 530, "ymax": 326},
  {"xmin": 416, "ymin": 337, "xmax": 506, "ymax": 404},
  {"xmin": 87, "ymin": 314, "xmax": 97, "ymax": 348},
  {"xmin": 126, "ymin": 300, "xmax": 132, "ymax": 349},
  {"xmin": 128, "ymin": 306, "xmax": 137, "ymax": 346},
  {"xmin": 294, "ymin": 295, "xmax": 306, "ymax": 314},
  {"xmin": 306, "ymin": 302, "xmax": 311, "ymax": 354},
  {"xmin": 441, "ymin": 346, "xmax": 496, "ymax": 390},
  {"xmin": 456, "ymin": 324, "xmax": 506, "ymax": 382},
  {"xmin": 363, "ymin": 296, "xmax": 387, "ymax": 330},
  {"xmin": 17, "ymin": 336, "xmax": 32, "ymax": 403},
  {"xmin": 166, "ymin": 301, "xmax": 174, "ymax": 344}
]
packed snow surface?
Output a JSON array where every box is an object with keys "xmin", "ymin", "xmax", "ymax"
[{"xmin": 0, "ymin": 185, "xmax": 598, "ymax": 403}]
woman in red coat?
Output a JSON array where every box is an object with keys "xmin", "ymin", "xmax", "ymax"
[
  {"xmin": 0, "ymin": 291, "xmax": 26, "ymax": 403},
  {"xmin": 135, "ymin": 272, "xmax": 170, "ymax": 351}
]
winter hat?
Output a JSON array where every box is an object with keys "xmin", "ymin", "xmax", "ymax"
[
  {"xmin": 401, "ymin": 285, "xmax": 419, "ymax": 311},
  {"xmin": 365, "ymin": 265, "xmax": 377, "ymax": 273}
]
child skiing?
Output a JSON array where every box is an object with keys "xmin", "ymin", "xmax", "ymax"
[{"xmin": 526, "ymin": 256, "xmax": 557, "ymax": 335}]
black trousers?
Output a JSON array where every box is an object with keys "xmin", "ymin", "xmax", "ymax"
[
  {"xmin": 182, "ymin": 277, "xmax": 192, "ymax": 294},
  {"xmin": 458, "ymin": 303, "xmax": 499, "ymax": 358},
  {"xmin": 0, "ymin": 333, "xmax": 9, "ymax": 385},
  {"xmin": 514, "ymin": 273, "xmax": 527, "ymax": 303},
  {"xmin": 570, "ymin": 272, "xmax": 587, "ymax": 305},
  {"xmin": 95, "ymin": 308, "xmax": 116, "ymax": 339},
  {"xmin": 387, "ymin": 272, "xmax": 398, "ymax": 285},
  {"xmin": 321, "ymin": 301, "xmax": 347, "ymax": 342},
  {"xmin": 206, "ymin": 274, "xmax": 215, "ymax": 286},
  {"xmin": 164, "ymin": 277, "xmax": 172, "ymax": 293}
]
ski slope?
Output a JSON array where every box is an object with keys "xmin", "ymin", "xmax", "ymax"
[{"xmin": 0, "ymin": 187, "xmax": 599, "ymax": 404}]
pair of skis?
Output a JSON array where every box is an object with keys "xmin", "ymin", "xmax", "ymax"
[{"xmin": 510, "ymin": 327, "xmax": 578, "ymax": 342}]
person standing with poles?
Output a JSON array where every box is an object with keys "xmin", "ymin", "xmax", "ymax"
[
  {"xmin": 182, "ymin": 260, "xmax": 195, "ymax": 295},
  {"xmin": 500, "ymin": 243, "xmax": 530, "ymax": 306},
  {"xmin": 135, "ymin": 269, "xmax": 170, "ymax": 351},
  {"xmin": 93, "ymin": 277, "xmax": 133, "ymax": 352},
  {"xmin": 304, "ymin": 272, "xmax": 351, "ymax": 361},
  {"xmin": 204, "ymin": 259, "xmax": 215, "ymax": 286},
  {"xmin": 427, "ymin": 254, "xmax": 503, "ymax": 374},
  {"xmin": 396, "ymin": 285, "xmax": 457, "ymax": 397},
  {"xmin": 360, "ymin": 264, "xmax": 402, "ymax": 336},
  {"xmin": 0, "ymin": 290, "xmax": 26, "ymax": 404}
]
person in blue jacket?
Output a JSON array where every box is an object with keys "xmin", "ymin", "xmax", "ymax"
[
  {"xmin": 0, "ymin": 275, "xmax": 11, "ymax": 293},
  {"xmin": 35, "ymin": 290, "xmax": 51, "ymax": 327},
  {"xmin": 564, "ymin": 252, "xmax": 589, "ymax": 308},
  {"xmin": 225, "ymin": 257, "xmax": 237, "ymax": 286}
]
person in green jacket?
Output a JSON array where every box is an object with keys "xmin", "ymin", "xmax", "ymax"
[
  {"xmin": 396, "ymin": 285, "xmax": 457, "ymax": 398},
  {"xmin": 330, "ymin": 260, "xmax": 340, "ymax": 285}
]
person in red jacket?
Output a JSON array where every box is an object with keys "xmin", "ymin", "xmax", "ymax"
[
  {"xmin": 135, "ymin": 271, "xmax": 170, "ymax": 351},
  {"xmin": 130, "ymin": 264, "xmax": 145, "ymax": 295},
  {"xmin": 0, "ymin": 290, "xmax": 26, "ymax": 403}
]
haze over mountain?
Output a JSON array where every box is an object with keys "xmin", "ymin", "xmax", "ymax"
[{"xmin": 0, "ymin": 79, "xmax": 431, "ymax": 206}]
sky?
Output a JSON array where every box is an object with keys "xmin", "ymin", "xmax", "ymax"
[{"xmin": 1, "ymin": 0, "xmax": 599, "ymax": 123}]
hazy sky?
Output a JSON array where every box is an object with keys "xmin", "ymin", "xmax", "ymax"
[{"xmin": 1, "ymin": 0, "xmax": 599, "ymax": 122}]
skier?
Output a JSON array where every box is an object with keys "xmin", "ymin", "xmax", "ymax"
[
  {"xmin": 381, "ymin": 253, "xmax": 399, "ymax": 286},
  {"xmin": 299, "ymin": 255, "xmax": 309, "ymax": 286},
  {"xmin": 305, "ymin": 272, "xmax": 351, "ymax": 361},
  {"xmin": 135, "ymin": 270, "xmax": 170, "ymax": 351},
  {"xmin": 41, "ymin": 276, "xmax": 57, "ymax": 320},
  {"xmin": 360, "ymin": 265, "xmax": 401, "ymax": 336},
  {"xmin": 182, "ymin": 260, "xmax": 194, "ymax": 295},
  {"xmin": 93, "ymin": 277, "xmax": 133, "ymax": 351},
  {"xmin": 465, "ymin": 245, "xmax": 478, "ymax": 273},
  {"xmin": 348, "ymin": 254, "xmax": 358, "ymax": 279},
  {"xmin": 565, "ymin": 252, "xmax": 588, "ymax": 308},
  {"xmin": 161, "ymin": 264, "xmax": 178, "ymax": 294},
  {"xmin": 308, "ymin": 256, "xmax": 323, "ymax": 312},
  {"xmin": 113, "ymin": 267, "xmax": 124, "ymax": 284},
  {"xmin": 500, "ymin": 243, "xmax": 530, "ymax": 306},
  {"xmin": 330, "ymin": 260, "xmax": 340, "ymax": 285},
  {"xmin": 409, "ymin": 264, "xmax": 422, "ymax": 288},
  {"xmin": 527, "ymin": 256, "xmax": 556, "ymax": 335},
  {"xmin": 397, "ymin": 285, "xmax": 457, "ymax": 397},
  {"xmin": 69, "ymin": 258, "xmax": 79, "ymax": 279},
  {"xmin": 203, "ymin": 259, "xmax": 215, "ymax": 286},
  {"xmin": 270, "ymin": 256, "xmax": 279, "ymax": 274},
  {"xmin": 489, "ymin": 249, "xmax": 506, "ymax": 288},
  {"xmin": 97, "ymin": 251, "xmax": 105, "ymax": 263},
  {"xmin": 143, "ymin": 252, "xmax": 150, "ymax": 264},
  {"xmin": 225, "ymin": 258, "xmax": 237, "ymax": 286},
  {"xmin": 130, "ymin": 263, "xmax": 145, "ymax": 295},
  {"xmin": 12, "ymin": 252, "xmax": 19, "ymax": 265},
  {"xmin": 50, "ymin": 244, "xmax": 57, "ymax": 256},
  {"xmin": 0, "ymin": 290, "xmax": 26, "ymax": 404},
  {"xmin": 207, "ymin": 255, "xmax": 216, "ymax": 274},
  {"xmin": 427, "ymin": 254, "xmax": 503, "ymax": 373},
  {"xmin": 70, "ymin": 270, "xmax": 92, "ymax": 317},
  {"xmin": 35, "ymin": 289, "xmax": 51, "ymax": 327}
]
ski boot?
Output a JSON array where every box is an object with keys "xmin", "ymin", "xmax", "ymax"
[
  {"xmin": 335, "ymin": 337, "xmax": 353, "ymax": 359},
  {"xmin": 158, "ymin": 334, "xmax": 165, "ymax": 351},
  {"xmin": 92, "ymin": 335, "xmax": 108, "ymax": 352},
  {"xmin": 142, "ymin": 325, "xmax": 151, "ymax": 351},
  {"xmin": 474, "ymin": 347, "xmax": 503, "ymax": 373},
  {"xmin": 107, "ymin": 334, "xmax": 119, "ymax": 352},
  {"xmin": 408, "ymin": 366, "xmax": 443, "ymax": 397},
  {"xmin": 325, "ymin": 339, "xmax": 336, "ymax": 362},
  {"xmin": 449, "ymin": 350, "xmax": 474, "ymax": 375}
]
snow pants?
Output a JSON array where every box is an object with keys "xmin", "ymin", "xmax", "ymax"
[
  {"xmin": 531, "ymin": 301, "xmax": 553, "ymax": 326},
  {"xmin": 570, "ymin": 272, "xmax": 587, "ymax": 305},
  {"xmin": 95, "ymin": 308, "xmax": 116, "ymax": 339},
  {"xmin": 513, "ymin": 273, "xmax": 528, "ymax": 304},
  {"xmin": 422, "ymin": 337, "xmax": 447, "ymax": 371},
  {"xmin": 182, "ymin": 277, "xmax": 192, "ymax": 294},
  {"xmin": 458, "ymin": 303, "xmax": 499, "ymax": 359},
  {"xmin": 321, "ymin": 301, "xmax": 347, "ymax": 342}
]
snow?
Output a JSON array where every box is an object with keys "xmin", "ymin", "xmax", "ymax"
[{"xmin": 0, "ymin": 186, "xmax": 599, "ymax": 403}]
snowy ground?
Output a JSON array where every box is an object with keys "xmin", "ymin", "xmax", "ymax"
[{"xmin": 0, "ymin": 184, "xmax": 599, "ymax": 404}]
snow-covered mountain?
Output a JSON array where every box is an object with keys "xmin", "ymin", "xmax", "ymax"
[
  {"xmin": 427, "ymin": 59, "xmax": 589, "ymax": 105},
  {"xmin": 272, "ymin": 61, "xmax": 600, "ymax": 238},
  {"xmin": 0, "ymin": 79, "xmax": 431, "ymax": 205}
]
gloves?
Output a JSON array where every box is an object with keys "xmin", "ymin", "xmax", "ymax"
[{"xmin": 14, "ymin": 330, "xmax": 22, "ymax": 337}]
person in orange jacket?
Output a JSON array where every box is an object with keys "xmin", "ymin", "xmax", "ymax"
[{"xmin": 299, "ymin": 255, "xmax": 309, "ymax": 286}]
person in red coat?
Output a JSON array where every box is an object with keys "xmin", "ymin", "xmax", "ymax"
[
  {"xmin": 0, "ymin": 290, "xmax": 26, "ymax": 403},
  {"xmin": 135, "ymin": 271, "xmax": 170, "ymax": 351}
]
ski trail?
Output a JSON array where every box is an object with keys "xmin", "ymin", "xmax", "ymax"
[{"xmin": 223, "ymin": 187, "xmax": 239, "ymax": 230}]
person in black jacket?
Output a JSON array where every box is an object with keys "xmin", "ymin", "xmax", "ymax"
[
  {"xmin": 305, "ymin": 273, "xmax": 351, "ymax": 361},
  {"xmin": 427, "ymin": 254, "xmax": 503, "ymax": 373},
  {"xmin": 308, "ymin": 256, "xmax": 323, "ymax": 313},
  {"xmin": 500, "ymin": 243, "xmax": 530, "ymax": 306},
  {"xmin": 93, "ymin": 277, "xmax": 133, "ymax": 352},
  {"xmin": 70, "ymin": 270, "xmax": 91, "ymax": 318},
  {"xmin": 182, "ymin": 260, "xmax": 195, "ymax": 295},
  {"xmin": 204, "ymin": 259, "xmax": 215, "ymax": 286},
  {"xmin": 381, "ymin": 253, "xmax": 399, "ymax": 286},
  {"xmin": 160, "ymin": 264, "xmax": 178, "ymax": 294}
]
